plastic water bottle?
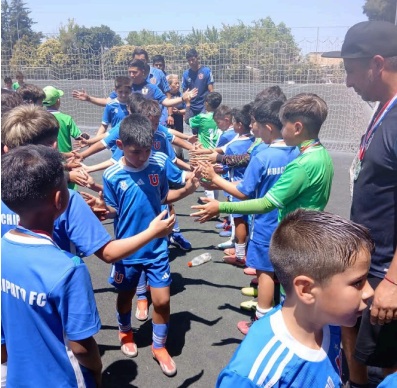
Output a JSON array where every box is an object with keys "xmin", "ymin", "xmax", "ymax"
[{"xmin": 187, "ymin": 253, "xmax": 212, "ymax": 267}]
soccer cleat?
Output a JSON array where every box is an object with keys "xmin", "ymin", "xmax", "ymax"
[
  {"xmin": 223, "ymin": 248, "xmax": 236, "ymax": 256},
  {"xmin": 237, "ymin": 319, "xmax": 255, "ymax": 335},
  {"xmin": 223, "ymin": 255, "xmax": 246, "ymax": 267},
  {"xmin": 135, "ymin": 299, "xmax": 149, "ymax": 321},
  {"xmin": 152, "ymin": 345, "xmax": 177, "ymax": 377},
  {"xmin": 169, "ymin": 232, "xmax": 192, "ymax": 251},
  {"xmin": 219, "ymin": 229, "xmax": 232, "ymax": 238},
  {"xmin": 243, "ymin": 267, "xmax": 256, "ymax": 276},
  {"xmin": 241, "ymin": 287, "xmax": 258, "ymax": 297},
  {"xmin": 217, "ymin": 239, "xmax": 235, "ymax": 250},
  {"xmin": 250, "ymin": 277, "xmax": 258, "ymax": 286},
  {"xmin": 119, "ymin": 330, "xmax": 138, "ymax": 358},
  {"xmin": 215, "ymin": 218, "xmax": 230, "ymax": 230},
  {"xmin": 240, "ymin": 300, "xmax": 258, "ymax": 311}
]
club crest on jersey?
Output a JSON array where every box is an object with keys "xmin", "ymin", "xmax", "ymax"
[
  {"xmin": 120, "ymin": 180, "xmax": 128, "ymax": 191},
  {"xmin": 198, "ymin": 73, "xmax": 204, "ymax": 80},
  {"xmin": 142, "ymin": 86, "xmax": 149, "ymax": 95},
  {"xmin": 153, "ymin": 141, "xmax": 161, "ymax": 150},
  {"xmin": 113, "ymin": 271, "xmax": 124, "ymax": 284},
  {"xmin": 149, "ymin": 174, "xmax": 159, "ymax": 186},
  {"xmin": 150, "ymin": 77, "xmax": 157, "ymax": 85}
]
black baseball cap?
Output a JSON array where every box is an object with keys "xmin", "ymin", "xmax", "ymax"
[{"xmin": 322, "ymin": 21, "xmax": 397, "ymax": 59}]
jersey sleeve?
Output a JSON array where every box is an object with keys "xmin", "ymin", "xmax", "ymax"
[
  {"xmin": 110, "ymin": 148, "xmax": 123, "ymax": 163},
  {"xmin": 54, "ymin": 191, "xmax": 112, "ymax": 257},
  {"xmin": 237, "ymin": 155, "xmax": 264, "ymax": 198},
  {"xmin": 159, "ymin": 73, "xmax": 170, "ymax": 93},
  {"xmin": 216, "ymin": 368, "xmax": 256, "ymax": 388},
  {"xmin": 103, "ymin": 173, "xmax": 119, "ymax": 212},
  {"xmin": 109, "ymin": 91, "xmax": 117, "ymax": 99},
  {"xmin": 153, "ymin": 86, "xmax": 166, "ymax": 104},
  {"xmin": 160, "ymin": 167, "xmax": 169, "ymax": 204},
  {"xmin": 165, "ymin": 157, "xmax": 185, "ymax": 187},
  {"xmin": 51, "ymin": 262, "xmax": 101, "ymax": 341},
  {"xmin": 68, "ymin": 117, "xmax": 82, "ymax": 139},
  {"xmin": 189, "ymin": 114, "xmax": 201, "ymax": 129},
  {"xmin": 102, "ymin": 124, "xmax": 120, "ymax": 149},
  {"xmin": 207, "ymin": 68, "xmax": 214, "ymax": 85},
  {"xmin": 265, "ymin": 162, "xmax": 309, "ymax": 209},
  {"xmin": 182, "ymin": 70, "xmax": 188, "ymax": 91},
  {"xmin": 101, "ymin": 104, "xmax": 112, "ymax": 126}
]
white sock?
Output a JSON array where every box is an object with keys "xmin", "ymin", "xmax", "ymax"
[
  {"xmin": 235, "ymin": 243, "xmax": 246, "ymax": 259},
  {"xmin": 255, "ymin": 306, "xmax": 273, "ymax": 320}
]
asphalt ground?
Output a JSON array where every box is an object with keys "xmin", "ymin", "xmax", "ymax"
[{"xmin": 82, "ymin": 149, "xmax": 355, "ymax": 388}]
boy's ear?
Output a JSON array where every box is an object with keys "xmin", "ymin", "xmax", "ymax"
[
  {"xmin": 294, "ymin": 121, "xmax": 304, "ymax": 135},
  {"xmin": 3, "ymin": 144, "xmax": 9, "ymax": 154},
  {"xmin": 116, "ymin": 139, "xmax": 123, "ymax": 150},
  {"xmin": 54, "ymin": 190, "xmax": 63, "ymax": 211},
  {"xmin": 293, "ymin": 275, "xmax": 316, "ymax": 305}
]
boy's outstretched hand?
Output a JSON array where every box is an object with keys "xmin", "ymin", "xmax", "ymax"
[
  {"xmin": 148, "ymin": 210, "xmax": 176, "ymax": 238},
  {"xmin": 191, "ymin": 197, "xmax": 220, "ymax": 223}
]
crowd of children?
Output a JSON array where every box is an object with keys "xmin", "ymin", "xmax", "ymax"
[{"xmin": 1, "ymin": 40, "xmax": 395, "ymax": 387}]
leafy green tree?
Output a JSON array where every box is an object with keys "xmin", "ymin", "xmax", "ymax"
[
  {"xmin": 1, "ymin": 0, "xmax": 42, "ymax": 52},
  {"xmin": 126, "ymin": 29, "xmax": 163, "ymax": 46},
  {"xmin": 363, "ymin": 0, "xmax": 397, "ymax": 23}
]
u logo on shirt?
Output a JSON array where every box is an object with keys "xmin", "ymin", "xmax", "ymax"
[
  {"xmin": 114, "ymin": 272, "xmax": 124, "ymax": 284},
  {"xmin": 149, "ymin": 174, "xmax": 159, "ymax": 186},
  {"xmin": 153, "ymin": 141, "xmax": 161, "ymax": 150}
]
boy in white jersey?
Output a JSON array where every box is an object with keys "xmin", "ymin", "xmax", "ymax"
[
  {"xmin": 103, "ymin": 113, "xmax": 198, "ymax": 377},
  {"xmin": 217, "ymin": 209, "xmax": 374, "ymax": 387}
]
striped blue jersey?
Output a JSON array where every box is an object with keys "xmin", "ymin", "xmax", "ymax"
[
  {"xmin": 217, "ymin": 308, "xmax": 342, "ymax": 388},
  {"xmin": 103, "ymin": 152, "xmax": 169, "ymax": 264}
]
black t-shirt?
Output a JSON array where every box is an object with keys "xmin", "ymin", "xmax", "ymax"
[{"xmin": 351, "ymin": 104, "xmax": 397, "ymax": 278}]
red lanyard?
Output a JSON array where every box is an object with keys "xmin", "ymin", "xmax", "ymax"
[{"xmin": 300, "ymin": 139, "xmax": 321, "ymax": 154}]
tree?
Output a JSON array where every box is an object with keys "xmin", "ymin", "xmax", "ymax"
[
  {"xmin": 363, "ymin": 0, "xmax": 397, "ymax": 23},
  {"xmin": 1, "ymin": 0, "xmax": 42, "ymax": 52},
  {"xmin": 126, "ymin": 29, "xmax": 163, "ymax": 46}
]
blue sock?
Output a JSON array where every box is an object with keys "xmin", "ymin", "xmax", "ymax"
[
  {"xmin": 117, "ymin": 311, "xmax": 131, "ymax": 332},
  {"xmin": 136, "ymin": 271, "xmax": 147, "ymax": 300},
  {"xmin": 152, "ymin": 322, "xmax": 169, "ymax": 349}
]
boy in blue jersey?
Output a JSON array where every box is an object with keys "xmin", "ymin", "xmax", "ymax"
[
  {"xmin": 183, "ymin": 48, "xmax": 214, "ymax": 123},
  {"xmin": 199, "ymin": 99, "xmax": 299, "ymax": 335},
  {"xmin": 97, "ymin": 76, "xmax": 131, "ymax": 136},
  {"xmin": 217, "ymin": 209, "xmax": 375, "ymax": 387},
  {"xmin": 103, "ymin": 113, "xmax": 198, "ymax": 377},
  {"xmin": 1, "ymin": 145, "xmax": 102, "ymax": 387}
]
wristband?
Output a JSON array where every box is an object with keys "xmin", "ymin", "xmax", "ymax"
[{"xmin": 384, "ymin": 276, "xmax": 397, "ymax": 286}]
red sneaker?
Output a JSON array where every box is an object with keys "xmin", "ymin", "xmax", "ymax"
[
  {"xmin": 152, "ymin": 345, "xmax": 177, "ymax": 377},
  {"xmin": 119, "ymin": 330, "xmax": 138, "ymax": 358},
  {"xmin": 135, "ymin": 299, "xmax": 148, "ymax": 321}
]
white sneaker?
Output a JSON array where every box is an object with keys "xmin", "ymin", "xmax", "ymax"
[{"xmin": 217, "ymin": 239, "xmax": 235, "ymax": 249}]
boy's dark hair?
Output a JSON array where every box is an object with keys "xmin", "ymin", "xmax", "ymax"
[
  {"xmin": 128, "ymin": 59, "xmax": 146, "ymax": 72},
  {"xmin": 1, "ymin": 105, "xmax": 59, "ymax": 149},
  {"xmin": 128, "ymin": 93, "xmax": 146, "ymax": 114},
  {"xmin": 213, "ymin": 105, "xmax": 232, "ymax": 120},
  {"xmin": 186, "ymin": 48, "xmax": 198, "ymax": 60},
  {"xmin": 152, "ymin": 54, "xmax": 165, "ymax": 65},
  {"xmin": 232, "ymin": 103, "xmax": 252, "ymax": 131},
  {"xmin": 4, "ymin": 76, "xmax": 12, "ymax": 84},
  {"xmin": 16, "ymin": 84, "xmax": 45, "ymax": 104},
  {"xmin": 1, "ymin": 91, "xmax": 23, "ymax": 117},
  {"xmin": 132, "ymin": 48, "xmax": 149, "ymax": 62},
  {"xmin": 205, "ymin": 92, "xmax": 222, "ymax": 110},
  {"xmin": 254, "ymin": 86, "xmax": 287, "ymax": 103},
  {"xmin": 114, "ymin": 76, "xmax": 132, "ymax": 89},
  {"xmin": 269, "ymin": 209, "xmax": 374, "ymax": 294},
  {"xmin": 279, "ymin": 93, "xmax": 328, "ymax": 135},
  {"xmin": 119, "ymin": 113, "xmax": 153, "ymax": 147},
  {"xmin": 137, "ymin": 99, "xmax": 161, "ymax": 118},
  {"xmin": 251, "ymin": 99, "xmax": 284, "ymax": 130},
  {"xmin": 1, "ymin": 145, "xmax": 65, "ymax": 213}
]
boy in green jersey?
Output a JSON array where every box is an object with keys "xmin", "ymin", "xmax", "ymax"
[{"xmin": 191, "ymin": 93, "xmax": 334, "ymax": 222}]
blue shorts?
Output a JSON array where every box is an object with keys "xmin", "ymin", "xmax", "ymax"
[
  {"xmin": 246, "ymin": 240, "xmax": 273, "ymax": 272},
  {"xmin": 109, "ymin": 256, "xmax": 172, "ymax": 291}
]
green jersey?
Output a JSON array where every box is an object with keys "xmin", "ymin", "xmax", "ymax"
[
  {"xmin": 50, "ymin": 110, "xmax": 82, "ymax": 153},
  {"xmin": 265, "ymin": 142, "xmax": 334, "ymax": 221},
  {"xmin": 189, "ymin": 112, "xmax": 219, "ymax": 149}
]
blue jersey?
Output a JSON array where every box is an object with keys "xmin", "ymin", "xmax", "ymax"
[
  {"xmin": 157, "ymin": 124, "xmax": 174, "ymax": 144},
  {"xmin": 109, "ymin": 81, "xmax": 166, "ymax": 105},
  {"xmin": 216, "ymin": 128, "xmax": 237, "ymax": 147},
  {"xmin": 1, "ymin": 191, "xmax": 111, "ymax": 257},
  {"xmin": 103, "ymin": 153, "xmax": 169, "ymax": 264},
  {"xmin": 1, "ymin": 201, "xmax": 20, "ymax": 236},
  {"xmin": 237, "ymin": 144, "xmax": 299, "ymax": 243},
  {"xmin": 217, "ymin": 307, "xmax": 342, "ymax": 388},
  {"xmin": 102, "ymin": 123, "xmax": 121, "ymax": 154},
  {"xmin": 182, "ymin": 66, "xmax": 214, "ymax": 113},
  {"xmin": 146, "ymin": 67, "xmax": 170, "ymax": 125},
  {"xmin": 250, "ymin": 141, "xmax": 269, "ymax": 157},
  {"xmin": 101, "ymin": 99, "xmax": 129, "ymax": 128},
  {"xmin": 2, "ymin": 229, "xmax": 101, "ymax": 387}
]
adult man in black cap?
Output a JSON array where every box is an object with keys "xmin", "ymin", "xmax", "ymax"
[{"xmin": 323, "ymin": 21, "xmax": 397, "ymax": 388}]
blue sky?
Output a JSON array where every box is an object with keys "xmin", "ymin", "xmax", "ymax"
[{"xmin": 25, "ymin": 0, "xmax": 368, "ymax": 42}]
